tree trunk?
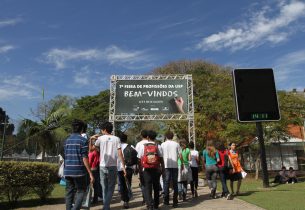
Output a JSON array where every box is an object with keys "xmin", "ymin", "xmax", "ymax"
[
  {"xmin": 255, "ymin": 156, "xmax": 260, "ymax": 180},
  {"xmin": 42, "ymin": 146, "xmax": 46, "ymax": 162}
]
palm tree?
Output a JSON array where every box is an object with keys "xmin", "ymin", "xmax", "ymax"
[{"xmin": 24, "ymin": 106, "xmax": 70, "ymax": 162}]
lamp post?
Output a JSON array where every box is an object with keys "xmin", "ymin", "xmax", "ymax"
[{"xmin": 1, "ymin": 115, "xmax": 7, "ymax": 161}]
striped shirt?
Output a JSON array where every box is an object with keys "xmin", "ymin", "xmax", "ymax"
[{"xmin": 64, "ymin": 133, "xmax": 88, "ymax": 177}]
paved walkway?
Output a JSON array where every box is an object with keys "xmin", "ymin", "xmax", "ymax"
[{"xmin": 16, "ymin": 179, "xmax": 264, "ymax": 210}]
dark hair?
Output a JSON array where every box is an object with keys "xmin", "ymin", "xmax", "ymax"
[
  {"xmin": 72, "ymin": 119, "xmax": 85, "ymax": 133},
  {"xmin": 216, "ymin": 141, "xmax": 226, "ymax": 151},
  {"xmin": 289, "ymin": 167, "xmax": 293, "ymax": 171},
  {"xmin": 282, "ymin": 166, "xmax": 286, "ymax": 170},
  {"xmin": 147, "ymin": 130, "xmax": 157, "ymax": 140},
  {"xmin": 189, "ymin": 141, "xmax": 195, "ymax": 149},
  {"xmin": 119, "ymin": 132, "xmax": 128, "ymax": 143},
  {"xmin": 141, "ymin": 130, "xmax": 148, "ymax": 138},
  {"xmin": 82, "ymin": 123, "xmax": 88, "ymax": 133},
  {"xmin": 165, "ymin": 130, "xmax": 174, "ymax": 140},
  {"xmin": 229, "ymin": 142, "xmax": 236, "ymax": 146},
  {"xmin": 100, "ymin": 122, "xmax": 113, "ymax": 134}
]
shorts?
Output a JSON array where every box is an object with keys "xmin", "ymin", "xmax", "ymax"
[{"xmin": 229, "ymin": 172, "xmax": 242, "ymax": 181}]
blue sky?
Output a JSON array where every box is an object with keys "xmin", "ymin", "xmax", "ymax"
[{"xmin": 1, "ymin": 0, "xmax": 305, "ymax": 124}]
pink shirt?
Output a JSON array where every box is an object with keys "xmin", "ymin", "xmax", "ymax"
[{"xmin": 89, "ymin": 150, "xmax": 100, "ymax": 170}]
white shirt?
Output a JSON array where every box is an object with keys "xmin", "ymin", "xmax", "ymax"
[
  {"xmin": 137, "ymin": 141, "xmax": 163, "ymax": 159},
  {"xmin": 161, "ymin": 140, "xmax": 182, "ymax": 168},
  {"xmin": 117, "ymin": 143, "xmax": 135, "ymax": 171},
  {"xmin": 95, "ymin": 134, "xmax": 121, "ymax": 167},
  {"xmin": 135, "ymin": 139, "xmax": 149, "ymax": 154},
  {"xmin": 190, "ymin": 150, "xmax": 199, "ymax": 167}
]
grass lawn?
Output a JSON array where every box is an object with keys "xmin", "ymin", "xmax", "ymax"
[{"xmin": 232, "ymin": 178, "xmax": 305, "ymax": 210}]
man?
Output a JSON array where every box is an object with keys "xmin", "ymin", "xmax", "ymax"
[
  {"xmin": 117, "ymin": 132, "xmax": 136, "ymax": 209},
  {"xmin": 95, "ymin": 122, "xmax": 126, "ymax": 210},
  {"xmin": 64, "ymin": 119, "xmax": 94, "ymax": 210},
  {"xmin": 135, "ymin": 130, "xmax": 149, "ymax": 205},
  {"xmin": 161, "ymin": 130, "xmax": 183, "ymax": 208},
  {"xmin": 138, "ymin": 130, "xmax": 164, "ymax": 210}
]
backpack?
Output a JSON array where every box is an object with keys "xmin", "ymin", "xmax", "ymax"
[
  {"xmin": 141, "ymin": 143, "xmax": 160, "ymax": 169},
  {"xmin": 124, "ymin": 144, "xmax": 138, "ymax": 167}
]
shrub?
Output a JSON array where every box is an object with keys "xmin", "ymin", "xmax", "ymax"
[{"xmin": 0, "ymin": 161, "xmax": 59, "ymax": 206}]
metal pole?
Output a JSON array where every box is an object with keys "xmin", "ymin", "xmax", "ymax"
[
  {"xmin": 1, "ymin": 115, "xmax": 7, "ymax": 161},
  {"xmin": 256, "ymin": 122, "xmax": 269, "ymax": 188}
]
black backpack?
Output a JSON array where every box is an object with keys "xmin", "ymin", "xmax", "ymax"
[{"xmin": 124, "ymin": 144, "xmax": 138, "ymax": 167}]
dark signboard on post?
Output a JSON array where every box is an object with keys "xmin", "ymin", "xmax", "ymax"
[
  {"xmin": 232, "ymin": 68, "xmax": 280, "ymax": 122},
  {"xmin": 115, "ymin": 79, "xmax": 188, "ymax": 115}
]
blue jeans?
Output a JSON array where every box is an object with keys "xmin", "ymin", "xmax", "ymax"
[
  {"xmin": 100, "ymin": 166, "xmax": 117, "ymax": 210},
  {"xmin": 218, "ymin": 167, "xmax": 229, "ymax": 194},
  {"xmin": 65, "ymin": 176, "xmax": 87, "ymax": 210},
  {"xmin": 163, "ymin": 168, "xmax": 178, "ymax": 204}
]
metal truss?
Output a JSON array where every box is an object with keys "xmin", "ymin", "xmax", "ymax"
[{"xmin": 109, "ymin": 74, "xmax": 196, "ymax": 146}]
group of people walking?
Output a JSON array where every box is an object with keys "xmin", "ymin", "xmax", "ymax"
[{"xmin": 63, "ymin": 119, "xmax": 244, "ymax": 210}]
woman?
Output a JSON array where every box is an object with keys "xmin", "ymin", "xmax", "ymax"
[
  {"xmin": 202, "ymin": 141, "xmax": 219, "ymax": 199},
  {"xmin": 178, "ymin": 140, "xmax": 191, "ymax": 201},
  {"xmin": 287, "ymin": 167, "xmax": 297, "ymax": 184},
  {"xmin": 189, "ymin": 141, "xmax": 199, "ymax": 198},
  {"xmin": 228, "ymin": 142, "xmax": 244, "ymax": 196}
]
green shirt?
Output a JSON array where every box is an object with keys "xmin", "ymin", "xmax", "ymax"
[
  {"xmin": 178, "ymin": 148, "xmax": 190, "ymax": 166},
  {"xmin": 203, "ymin": 149, "xmax": 219, "ymax": 166}
]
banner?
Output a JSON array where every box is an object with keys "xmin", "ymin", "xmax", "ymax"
[{"xmin": 115, "ymin": 79, "xmax": 188, "ymax": 115}]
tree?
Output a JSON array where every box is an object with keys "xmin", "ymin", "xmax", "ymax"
[
  {"xmin": 24, "ymin": 106, "xmax": 70, "ymax": 161},
  {"xmin": 71, "ymin": 90, "xmax": 110, "ymax": 135}
]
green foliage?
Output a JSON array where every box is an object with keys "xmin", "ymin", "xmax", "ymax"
[
  {"xmin": 71, "ymin": 90, "xmax": 110, "ymax": 134},
  {"xmin": 0, "ymin": 161, "xmax": 58, "ymax": 207}
]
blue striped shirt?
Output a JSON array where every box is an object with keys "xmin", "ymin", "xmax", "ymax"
[{"xmin": 64, "ymin": 133, "xmax": 88, "ymax": 177}]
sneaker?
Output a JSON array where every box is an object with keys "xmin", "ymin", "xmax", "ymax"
[
  {"xmin": 226, "ymin": 193, "xmax": 233, "ymax": 200},
  {"xmin": 292, "ymin": 181, "xmax": 295, "ymax": 184},
  {"xmin": 172, "ymin": 203, "xmax": 178, "ymax": 208},
  {"xmin": 123, "ymin": 202, "xmax": 129, "ymax": 209}
]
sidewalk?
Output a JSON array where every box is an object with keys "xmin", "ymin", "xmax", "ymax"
[{"xmin": 16, "ymin": 179, "xmax": 264, "ymax": 210}]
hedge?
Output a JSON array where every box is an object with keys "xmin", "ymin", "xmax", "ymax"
[{"xmin": 0, "ymin": 161, "xmax": 59, "ymax": 206}]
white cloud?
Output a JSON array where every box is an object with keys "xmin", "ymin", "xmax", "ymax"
[
  {"xmin": 73, "ymin": 66, "xmax": 90, "ymax": 86},
  {"xmin": 0, "ymin": 75, "xmax": 38, "ymax": 100},
  {"xmin": 0, "ymin": 45, "xmax": 15, "ymax": 54},
  {"xmin": 197, "ymin": 0, "xmax": 305, "ymax": 51},
  {"xmin": 42, "ymin": 45, "xmax": 151, "ymax": 69},
  {"xmin": 274, "ymin": 50, "xmax": 305, "ymax": 82},
  {"xmin": 0, "ymin": 18, "xmax": 22, "ymax": 28}
]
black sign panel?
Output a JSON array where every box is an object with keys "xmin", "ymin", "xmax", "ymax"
[
  {"xmin": 115, "ymin": 80, "xmax": 188, "ymax": 115},
  {"xmin": 233, "ymin": 68, "xmax": 280, "ymax": 122}
]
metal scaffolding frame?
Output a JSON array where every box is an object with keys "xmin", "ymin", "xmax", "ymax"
[{"xmin": 109, "ymin": 74, "xmax": 195, "ymax": 145}]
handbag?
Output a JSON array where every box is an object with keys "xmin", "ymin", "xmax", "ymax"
[
  {"xmin": 241, "ymin": 171, "xmax": 247, "ymax": 179},
  {"xmin": 82, "ymin": 185, "xmax": 93, "ymax": 209},
  {"xmin": 58, "ymin": 161, "xmax": 64, "ymax": 178}
]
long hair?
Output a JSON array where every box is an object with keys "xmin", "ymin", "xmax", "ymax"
[{"xmin": 206, "ymin": 141, "xmax": 216, "ymax": 159}]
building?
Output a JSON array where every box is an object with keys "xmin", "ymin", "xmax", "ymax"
[{"xmin": 240, "ymin": 125, "xmax": 305, "ymax": 171}]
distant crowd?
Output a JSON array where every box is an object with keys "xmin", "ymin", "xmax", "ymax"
[{"xmin": 62, "ymin": 120, "xmax": 246, "ymax": 210}]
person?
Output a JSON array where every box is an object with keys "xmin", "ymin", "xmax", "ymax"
[
  {"xmin": 95, "ymin": 122, "xmax": 126, "ymax": 210},
  {"xmin": 117, "ymin": 132, "xmax": 135, "ymax": 209},
  {"xmin": 287, "ymin": 167, "xmax": 297, "ymax": 184},
  {"xmin": 64, "ymin": 119, "xmax": 94, "ymax": 210},
  {"xmin": 138, "ymin": 130, "xmax": 164, "ymax": 210},
  {"xmin": 189, "ymin": 141, "xmax": 199, "ymax": 198},
  {"xmin": 202, "ymin": 141, "xmax": 219, "ymax": 199},
  {"xmin": 161, "ymin": 130, "xmax": 183, "ymax": 208},
  {"xmin": 228, "ymin": 142, "xmax": 244, "ymax": 196},
  {"xmin": 216, "ymin": 142, "xmax": 232, "ymax": 200},
  {"xmin": 135, "ymin": 130, "xmax": 149, "ymax": 205},
  {"xmin": 88, "ymin": 135, "xmax": 103, "ymax": 204},
  {"xmin": 177, "ymin": 140, "xmax": 191, "ymax": 201},
  {"xmin": 273, "ymin": 166, "xmax": 288, "ymax": 184}
]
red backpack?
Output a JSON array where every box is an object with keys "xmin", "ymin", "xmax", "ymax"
[{"xmin": 141, "ymin": 143, "xmax": 160, "ymax": 169}]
